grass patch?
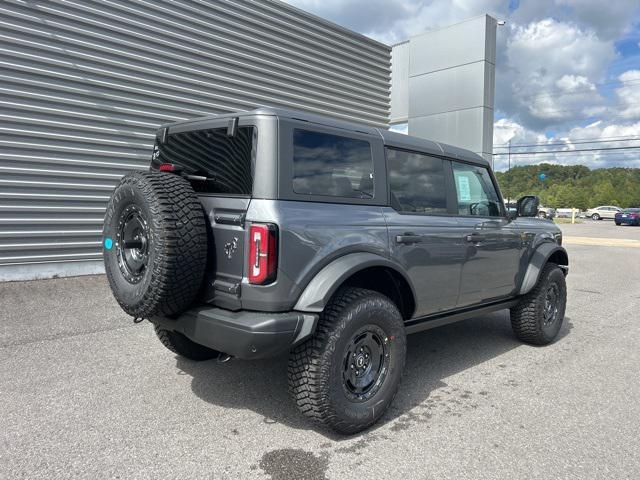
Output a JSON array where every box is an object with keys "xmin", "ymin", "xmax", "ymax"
[{"xmin": 553, "ymin": 217, "xmax": 583, "ymax": 224}]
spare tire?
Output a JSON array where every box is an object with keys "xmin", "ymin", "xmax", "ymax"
[{"xmin": 103, "ymin": 171, "xmax": 207, "ymax": 318}]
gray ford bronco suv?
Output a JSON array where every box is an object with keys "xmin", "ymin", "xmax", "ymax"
[{"xmin": 104, "ymin": 108, "xmax": 568, "ymax": 434}]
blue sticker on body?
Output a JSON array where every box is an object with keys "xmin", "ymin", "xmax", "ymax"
[{"xmin": 104, "ymin": 237, "xmax": 113, "ymax": 250}]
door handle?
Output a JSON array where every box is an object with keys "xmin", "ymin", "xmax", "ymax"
[
  {"xmin": 465, "ymin": 233, "xmax": 486, "ymax": 243},
  {"xmin": 396, "ymin": 233, "xmax": 422, "ymax": 244}
]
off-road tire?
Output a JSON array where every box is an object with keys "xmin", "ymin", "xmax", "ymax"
[
  {"xmin": 511, "ymin": 263, "xmax": 567, "ymax": 345},
  {"xmin": 288, "ymin": 287, "xmax": 406, "ymax": 434},
  {"xmin": 154, "ymin": 325, "xmax": 220, "ymax": 361},
  {"xmin": 103, "ymin": 171, "xmax": 207, "ymax": 318}
]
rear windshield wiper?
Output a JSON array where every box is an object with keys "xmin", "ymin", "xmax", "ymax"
[{"xmin": 352, "ymin": 188, "xmax": 373, "ymax": 199}]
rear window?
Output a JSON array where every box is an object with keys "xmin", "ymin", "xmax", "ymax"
[
  {"xmin": 153, "ymin": 126, "xmax": 256, "ymax": 195},
  {"xmin": 292, "ymin": 129, "xmax": 374, "ymax": 199},
  {"xmin": 386, "ymin": 148, "xmax": 447, "ymax": 214}
]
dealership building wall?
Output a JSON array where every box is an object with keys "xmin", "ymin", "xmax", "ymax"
[
  {"xmin": 0, "ymin": 0, "xmax": 495, "ymax": 281},
  {"xmin": 0, "ymin": 0, "xmax": 391, "ymax": 280}
]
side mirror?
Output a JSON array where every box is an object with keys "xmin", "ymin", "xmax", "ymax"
[
  {"xmin": 506, "ymin": 207, "xmax": 518, "ymax": 220},
  {"xmin": 517, "ymin": 195, "xmax": 540, "ymax": 217}
]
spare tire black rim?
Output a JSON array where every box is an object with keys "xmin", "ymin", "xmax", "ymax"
[
  {"xmin": 116, "ymin": 205, "xmax": 150, "ymax": 284},
  {"xmin": 342, "ymin": 326, "xmax": 390, "ymax": 403},
  {"xmin": 543, "ymin": 283, "xmax": 560, "ymax": 327}
]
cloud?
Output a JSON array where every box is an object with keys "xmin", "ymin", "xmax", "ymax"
[
  {"xmin": 502, "ymin": 19, "xmax": 615, "ymax": 129},
  {"xmin": 492, "ymin": 118, "xmax": 640, "ymax": 170},
  {"xmin": 616, "ymin": 70, "xmax": 640, "ymax": 120},
  {"xmin": 556, "ymin": 0, "xmax": 640, "ymax": 40}
]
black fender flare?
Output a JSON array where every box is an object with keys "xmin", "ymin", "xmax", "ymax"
[
  {"xmin": 519, "ymin": 243, "xmax": 568, "ymax": 295},
  {"xmin": 293, "ymin": 252, "xmax": 416, "ymax": 313}
]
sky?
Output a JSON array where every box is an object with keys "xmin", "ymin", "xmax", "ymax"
[{"xmin": 283, "ymin": 0, "xmax": 640, "ymax": 170}]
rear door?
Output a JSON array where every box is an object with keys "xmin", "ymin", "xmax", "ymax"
[
  {"xmin": 383, "ymin": 148, "xmax": 465, "ymax": 317},
  {"xmin": 153, "ymin": 119, "xmax": 262, "ymax": 310},
  {"xmin": 452, "ymin": 161, "xmax": 522, "ymax": 306}
]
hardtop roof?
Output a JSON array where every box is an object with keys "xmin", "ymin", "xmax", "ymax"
[{"xmin": 162, "ymin": 107, "xmax": 489, "ymax": 168}]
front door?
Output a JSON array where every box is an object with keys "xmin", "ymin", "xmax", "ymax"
[
  {"xmin": 383, "ymin": 149, "xmax": 465, "ymax": 317},
  {"xmin": 452, "ymin": 161, "xmax": 523, "ymax": 306}
]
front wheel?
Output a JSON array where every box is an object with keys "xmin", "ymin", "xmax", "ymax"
[
  {"xmin": 511, "ymin": 264, "xmax": 567, "ymax": 345},
  {"xmin": 288, "ymin": 287, "xmax": 406, "ymax": 434}
]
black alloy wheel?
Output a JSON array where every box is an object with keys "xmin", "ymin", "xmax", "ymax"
[
  {"xmin": 342, "ymin": 326, "xmax": 390, "ymax": 403},
  {"xmin": 542, "ymin": 283, "xmax": 560, "ymax": 329},
  {"xmin": 116, "ymin": 205, "xmax": 150, "ymax": 284}
]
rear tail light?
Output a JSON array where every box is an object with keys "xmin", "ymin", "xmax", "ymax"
[
  {"xmin": 248, "ymin": 223, "xmax": 278, "ymax": 284},
  {"xmin": 159, "ymin": 163, "xmax": 180, "ymax": 172}
]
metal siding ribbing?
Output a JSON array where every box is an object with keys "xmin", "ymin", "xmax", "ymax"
[{"xmin": 0, "ymin": 0, "xmax": 391, "ymax": 268}]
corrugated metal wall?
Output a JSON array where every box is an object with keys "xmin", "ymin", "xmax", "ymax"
[{"xmin": 0, "ymin": 0, "xmax": 391, "ymax": 273}]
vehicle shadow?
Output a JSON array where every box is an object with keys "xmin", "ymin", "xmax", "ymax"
[{"xmin": 176, "ymin": 311, "xmax": 573, "ymax": 439}]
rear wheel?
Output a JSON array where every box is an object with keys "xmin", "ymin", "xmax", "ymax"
[
  {"xmin": 591, "ymin": 213, "xmax": 601, "ymax": 220},
  {"xmin": 511, "ymin": 263, "xmax": 567, "ymax": 345},
  {"xmin": 615, "ymin": 222, "xmax": 621, "ymax": 226},
  {"xmin": 288, "ymin": 287, "xmax": 406, "ymax": 434},
  {"xmin": 154, "ymin": 325, "xmax": 220, "ymax": 361}
]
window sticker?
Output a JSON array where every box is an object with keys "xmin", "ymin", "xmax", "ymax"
[{"xmin": 457, "ymin": 176, "xmax": 471, "ymax": 202}]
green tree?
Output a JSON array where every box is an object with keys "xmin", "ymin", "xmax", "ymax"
[{"xmin": 494, "ymin": 164, "xmax": 640, "ymax": 208}]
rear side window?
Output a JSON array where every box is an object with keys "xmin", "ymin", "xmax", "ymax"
[
  {"xmin": 154, "ymin": 126, "xmax": 256, "ymax": 195},
  {"xmin": 452, "ymin": 162, "xmax": 502, "ymax": 216},
  {"xmin": 292, "ymin": 129, "xmax": 374, "ymax": 198},
  {"xmin": 386, "ymin": 148, "xmax": 447, "ymax": 214}
]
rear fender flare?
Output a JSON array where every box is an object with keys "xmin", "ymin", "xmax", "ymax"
[
  {"xmin": 519, "ymin": 243, "xmax": 568, "ymax": 295},
  {"xmin": 294, "ymin": 252, "xmax": 416, "ymax": 313}
]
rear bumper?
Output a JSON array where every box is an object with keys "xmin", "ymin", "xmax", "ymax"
[
  {"xmin": 151, "ymin": 307, "xmax": 318, "ymax": 360},
  {"xmin": 616, "ymin": 217, "xmax": 639, "ymax": 224}
]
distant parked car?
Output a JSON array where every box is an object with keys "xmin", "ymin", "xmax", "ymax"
[
  {"xmin": 585, "ymin": 205, "xmax": 622, "ymax": 220},
  {"xmin": 556, "ymin": 208, "xmax": 580, "ymax": 218},
  {"xmin": 615, "ymin": 208, "xmax": 640, "ymax": 226},
  {"xmin": 537, "ymin": 206, "xmax": 556, "ymax": 219}
]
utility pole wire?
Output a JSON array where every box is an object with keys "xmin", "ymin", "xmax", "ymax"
[
  {"xmin": 493, "ymin": 145, "xmax": 640, "ymax": 156},
  {"xmin": 494, "ymin": 137, "xmax": 640, "ymax": 149}
]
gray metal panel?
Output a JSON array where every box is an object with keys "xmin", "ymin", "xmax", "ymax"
[
  {"xmin": 0, "ymin": 0, "xmax": 390, "ymax": 268},
  {"xmin": 409, "ymin": 15, "xmax": 494, "ymax": 76},
  {"xmin": 390, "ymin": 41, "xmax": 409, "ymax": 124},
  {"xmin": 409, "ymin": 107, "xmax": 494, "ymax": 154},
  {"xmin": 406, "ymin": 15, "xmax": 496, "ymax": 159},
  {"xmin": 409, "ymin": 61, "xmax": 488, "ymax": 116}
]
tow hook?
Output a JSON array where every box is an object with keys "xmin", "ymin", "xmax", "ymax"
[
  {"xmin": 133, "ymin": 317, "xmax": 146, "ymax": 324},
  {"xmin": 217, "ymin": 353, "xmax": 232, "ymax": 363}
]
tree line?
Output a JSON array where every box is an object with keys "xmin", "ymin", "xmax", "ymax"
[{"xmin": 494, "ymin": 163, "xmax": 640, "ymax": 210}]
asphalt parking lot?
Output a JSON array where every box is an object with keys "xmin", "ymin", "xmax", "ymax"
[{"xmin": 1, "ymin": 221, "xmax": 639, "ymax": 479}]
